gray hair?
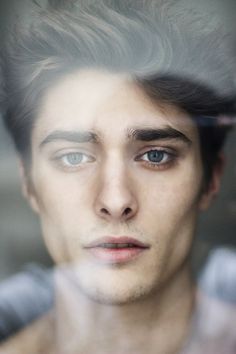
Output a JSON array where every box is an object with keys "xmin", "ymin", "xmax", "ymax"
[
  {"xmin": 6, "ymin": 0, "xmax": 236, "ymax": 91},
  {"xmin": 1, "ymin": 0, "xmax": 235, "ymax": 169}
]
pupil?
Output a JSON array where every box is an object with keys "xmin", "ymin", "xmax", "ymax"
[
  {"xmin": 148, "ymin": 150, "xmax": 164, "ymax": 163},
  {"xmin": 68, "ymin": 153, "xmax": 82, "ymax": 164}
]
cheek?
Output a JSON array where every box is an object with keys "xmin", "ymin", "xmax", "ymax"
[
  {"xmin": 139, "ymin": 162, "xmax": 203, "ymax": 254},
  {"xmin": 142, "ymin": 168, "xmax": 202, "ymax": 221},
  {"xmin": 31, "ymin": 167, "xmax": 93, "ymax": 219},
  {"xmin": 139, "ymin": 165, "xmax": 203, "ymax": 278},
  {"xmin": 30, "ymin": 170, "xmax": 96, "ymax": 262}
]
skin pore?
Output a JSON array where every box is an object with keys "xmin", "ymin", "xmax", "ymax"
[{"xmin": 5, "ymin": 69, "xmax": 221, "ymax": 354}]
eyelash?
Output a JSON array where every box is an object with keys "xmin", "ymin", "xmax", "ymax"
[{"xmin": 53, "ymin": 148, "xmax": 177, "ymax": 171}]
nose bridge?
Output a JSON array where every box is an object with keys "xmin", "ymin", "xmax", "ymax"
[{"xmin": 94, "ymin": 152, "xmax": 138, "ymax": 221}]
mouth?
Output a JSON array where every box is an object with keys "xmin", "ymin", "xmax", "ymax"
[{"xmin": 84, "ymin": 236, "xmax": 150, "ymax": 264}]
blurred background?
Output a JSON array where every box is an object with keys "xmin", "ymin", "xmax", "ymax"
[{"xmin": 0, "ymin": 0, "xmax": 235, "ymax": 280}]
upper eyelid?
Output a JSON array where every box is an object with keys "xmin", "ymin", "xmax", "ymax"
[
  {"xmin": 138, "ymin": 150, "xmax": 172, "ymax": 158},
  {"xmin": 136, "ymin": 146, "xmax": 177, "ymax": 156},
  {"xmin": 45, "ymin": 142, "xmax": 98, "ymax": 154},
  {"xmin": 61, "ymin": 152, "xmax": 93, "ymax": 159},
  {"xmin": 52, "ymin": 149, "xmax": 94, "ymax": 157},
  {"xmin": 133, "ymin": 139, "xmax": 187, "ymax": 148}
]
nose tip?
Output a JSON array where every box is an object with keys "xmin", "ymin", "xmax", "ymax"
[{"xmin": 95, "ymin": 181, "xmax": 138, "ymax": 222}]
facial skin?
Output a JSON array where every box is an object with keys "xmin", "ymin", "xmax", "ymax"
[{"xmin": 23, "ymin": 69, "xmax": 217, "ymax": 304}]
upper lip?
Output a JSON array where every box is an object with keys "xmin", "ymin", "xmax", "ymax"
[{"xmin": 84, "ymin": 236, "xmax": 150, "ymax": 249}]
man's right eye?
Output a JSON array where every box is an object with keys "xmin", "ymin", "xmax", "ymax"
[
  {"xmin": 54, "ymin": 152, "xmax": 95, "ymax": 169},
  {"xmin": 63, "ymin": 152, "xmax": 84, "ymax": 165}
]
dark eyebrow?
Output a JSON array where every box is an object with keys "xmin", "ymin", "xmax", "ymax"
[
  {"xmin": 128, "ymin": 127, "xmax": 192, "ymax": 144},
  {"xmin": 39, "ymin": 130, "xmax": 98, "ymax": 148}
]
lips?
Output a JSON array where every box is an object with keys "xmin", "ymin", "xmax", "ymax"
[{"xmin": 84, "ymin": 236, "xmax": 150, "ymax": 264}]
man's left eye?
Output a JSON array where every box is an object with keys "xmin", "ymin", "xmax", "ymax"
[{"xmin": 138, "ymin": 150, "xmax": 172, "ymax": 164}]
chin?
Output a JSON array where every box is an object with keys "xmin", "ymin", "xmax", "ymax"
[
  {"xmin": 79, "ymin": 282, "xmax": 155, "ymax": 305},
  {"xmin": 72, "ymin": 264, "xmax": 157, "ymax": 305}
]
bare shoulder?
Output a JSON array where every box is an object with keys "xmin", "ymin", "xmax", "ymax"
[{"xmin": 0, "ymin": 312, "xmax": 55, "ymax": 354}]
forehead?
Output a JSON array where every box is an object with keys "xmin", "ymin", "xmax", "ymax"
[{"xmin": 33, "ymin": 69, "xmax": 198, "ymax": 143}]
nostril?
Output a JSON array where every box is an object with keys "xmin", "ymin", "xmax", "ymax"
[
  {"xmin": 98, "ymin": 206, "xmax": 134, "ymax": 219},
  {"xmin": 101, "ymin": 208, "xmax": 110, "ymax": 215},
  {"xmin": 123, "ymin": 207, "xmax": 132, "ymax": 216}
]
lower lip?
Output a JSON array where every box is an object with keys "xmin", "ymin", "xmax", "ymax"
[{"xmin": 87, "ymin": 247, "xmax": 146, "ymax": 264}]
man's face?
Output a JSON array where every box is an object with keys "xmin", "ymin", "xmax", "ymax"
[{"xmin": 25, "ymin": 69, "xmax": 208, "ymax": 304}]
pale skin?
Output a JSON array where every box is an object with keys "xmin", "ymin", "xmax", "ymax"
[{"xmin": 0, "ymin": 70, "xmax": 223, "ymax": 354}]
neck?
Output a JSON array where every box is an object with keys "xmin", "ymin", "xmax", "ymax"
[{"xmin": 54, "ymin": 263, "xmax": 195, "ymax": 354}]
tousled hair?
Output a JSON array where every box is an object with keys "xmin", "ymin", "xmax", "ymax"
[{"xmin": 1, "ymin": 0, "xmax": 235, "ymax": 184}]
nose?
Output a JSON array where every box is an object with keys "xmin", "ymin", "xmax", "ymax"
[{"xmin": 94, "ymin": 160, "xmax": 138, "ymax": 222}]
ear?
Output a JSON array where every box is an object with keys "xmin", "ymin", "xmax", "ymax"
[
  {"xmin": 18, "ymin": 158, "xmax": 40, "ymax": 214},
  {"xmin": 198, "ymin": 154, "xmax": 225, "ymax": 211}
]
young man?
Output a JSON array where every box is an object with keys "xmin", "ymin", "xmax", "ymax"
[{"xmin": 0, "ymin": 0, "xmax": 235, "ymax": 353}]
